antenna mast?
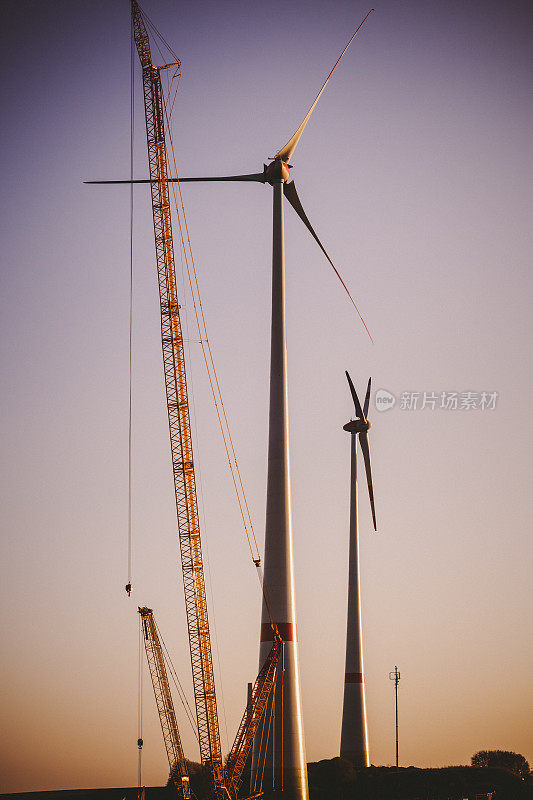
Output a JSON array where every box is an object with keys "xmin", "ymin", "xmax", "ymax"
[{"xmin": 388, "ymin": 665, "xmax": 401, "ymax": 769}]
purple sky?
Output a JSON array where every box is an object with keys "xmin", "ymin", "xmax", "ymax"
[{"xmin": 1, "ymin": 0, "xmax": 532, "ymax": 792}]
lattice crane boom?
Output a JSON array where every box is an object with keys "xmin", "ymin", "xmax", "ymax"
[
  {"xmin": 130, "ymin": 0, "xmax": 223, "ymax": 793},
  {"xmin": 138, "ymin": 607, "xmax": 191, "ymax": 798},
  {"xmin": 225, "ymin": 637, "xmax": 283, "ymax": 798}
]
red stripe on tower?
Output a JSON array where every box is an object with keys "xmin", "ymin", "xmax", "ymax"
[
  {"xmin": 345, "ymin": 672, "xmax": 364, "ymax": 683},
  {"xmin": 260, "ymin": 622, "xmax": 297, "ymax": 642}
]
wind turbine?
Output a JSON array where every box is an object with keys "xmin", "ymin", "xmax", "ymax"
[
  {"xmin": 88, "ymin": 8, "xmax": 374, "ymax": 798},
  {"xmin": 340, "ymin": 372, "xmax": 376, "ymax": 768}
]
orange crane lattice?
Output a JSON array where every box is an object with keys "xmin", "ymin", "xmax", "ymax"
[
  {"xmin": 131, "ymin": 1, "xmax": 223, "ymax": 794},
  {"xmin": 138, "ymin": 607, "xmax": 191, "ymax": 799}
]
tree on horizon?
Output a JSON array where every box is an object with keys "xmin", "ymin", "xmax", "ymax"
[{"xmin": 471, "ymin": 749, "xmax": 530, "ymax": 779}]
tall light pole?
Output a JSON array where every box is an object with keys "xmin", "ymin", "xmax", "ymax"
[{"xmin": 389, "ymin": 666, "xmax": 401, "ymax": 769}]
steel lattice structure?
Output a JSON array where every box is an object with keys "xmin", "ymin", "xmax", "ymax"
[
  {"xmin": 225, "ymin": 638, "xmax": 282, "ymax": 798},
  {"xmin": 131, "ymin": 1, "xmax": 223, "ymax": 793},
  {"xmin": 138, "ymin": 607, "xmax": 190, "ymax": 798}
]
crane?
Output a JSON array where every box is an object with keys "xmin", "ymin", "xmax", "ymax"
[
  {"xmin": 129, "ymin": 2, "xmax": 284, "ymax": 798},
  {"xmin": 138, "ymin": 607, "xmax": 191, "ymax": 799},
  {"xmin": 130, "ymin": 0, "xmax": 223, "ymax": 793},
  {"xmin": 139, "ymin": 608, "xmax": 283, "ymax": 799}
]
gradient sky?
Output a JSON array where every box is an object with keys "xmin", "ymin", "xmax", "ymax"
[{"xmin": 1, "ymin": 0, "xmax": 532, "ymax": 792}]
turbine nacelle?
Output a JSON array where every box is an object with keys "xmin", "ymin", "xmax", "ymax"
[
  {"xmin": 264, "ymin": 158, "xmax": 291, "ymax": 185},
  {"xmin": 343, "ymin": 418, "xmax": 371, "ymax": 434}
]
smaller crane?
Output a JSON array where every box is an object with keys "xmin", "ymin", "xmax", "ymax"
[
  {"xmin": 139, "ymin": 607, "xmax": 190, "ymax": 799},
  {"xmin": 140, "ymin": 607, "xmax": 283, "ymax": 799}
]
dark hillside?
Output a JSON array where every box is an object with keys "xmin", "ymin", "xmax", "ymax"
[
  {"xmin": 307, "ymin": 760, "xmax": 533, "ymax": 800},
  {"xmin": 0, "ymin": 790, "xmax": 171, "ymax": 800},
  {"xmin": 2, "ymin": 763, "xmax": 532, "ymax": 800}
]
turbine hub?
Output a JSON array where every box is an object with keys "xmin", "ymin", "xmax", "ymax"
[{"xmin": 265, "ymin": 158, "xmax": 290, "ymax": 185}]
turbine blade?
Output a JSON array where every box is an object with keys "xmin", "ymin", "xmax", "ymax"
[
  {"xmin": 84, "ymin": 173, "xmax": 267, "ymax": 185},
  {"xmin": 284, "ymin": 181, "xmax": 373, "ymax": 341},
  {"xmin": 363, "ymin": 377, "xmax": 371, "ymax": 418},
  {"xmin": 274, "ymin": 9, "xmax": 374, "ymax": 162},
  {"xmin": 345, "ymin": 371, "xmax": 365, "ymax": 421},
  {"xmin": 359, "ymin": 431, "xmax": 376, "ymax": 531}
]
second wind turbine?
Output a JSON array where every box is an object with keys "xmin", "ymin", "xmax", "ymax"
[{"xmin": 340, "ymin": 372, "xmax": 376, "ymax": 767}]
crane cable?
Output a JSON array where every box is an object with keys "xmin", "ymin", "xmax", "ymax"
[
  {"xmin": 250, "ymin": 653, "xmax": 282, "ymax": 796},
  {"xmin": 160, "ymin": 90, "xmax": 279, "ymax": 619},
  {"xmin": 137, "ymin": 614, "xmax": 144, "ymax": 793},
  {"xmin": 161, "ymin": 91, "xmax": 282, "ymax": 637},
  {"xmin": 155, "ymin": 75, "xmax": 232, "ymax": 755},
  {"xmin": 262, "ymin": 683, "xmax": 275, "ymax": 793},
  {"xmin": 126, "ymin": 7, "xmax": 135, "ymax": 599},
  {"xmin": 130, "ymin": 18, "xmax": 144, "ymax": 794},
  {"xmin": 161, "ymin": 93, "xmax": 259, "ymax": 563},
  {"xmin": 167, "ymin": 70, "xmax": 181, "ymax": 120},
  {"xmin": 154, "ymin": 617, "xmax": 199, "ymax": 741},
  {"xmin": 139, "ymin": 3, "xmax": 180, "ymax": 64}
]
